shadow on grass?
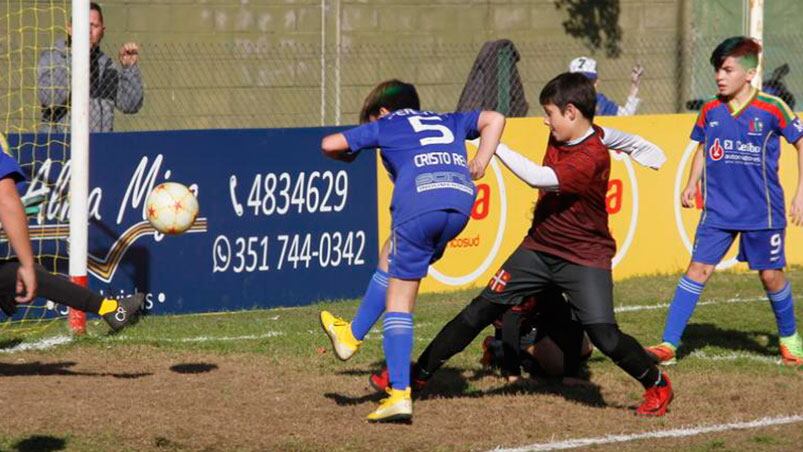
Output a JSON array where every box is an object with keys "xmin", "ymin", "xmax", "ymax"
[
  {"xmin": 13, "ymin": 435, "xmax": 66, "ymax": 451},
  {"xmin": 325, "ymin": 366, "xmax": 609, "ymax": 408},
  {"xmin": 170, "ymin": 362, "xmax": 218, "ymax": 374},
  {"xmin": 0, "ymin": 361, "xmax": 151, "ymax": 379},
  {"xmin": 0, "ymin": 338, "xmax": 24, "ymax": 349},
  {"xmin": 678, "ymin": 323, "xmax": 777, "ymax": 358}
]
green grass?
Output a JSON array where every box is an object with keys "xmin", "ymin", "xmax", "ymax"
[
  {"xmin": 0, "ymin": 267, "xmax": 801, "ymax": 451},
  {"xmin": 4, "ymin": 267, "xmax": 802, "ymax": 374}
]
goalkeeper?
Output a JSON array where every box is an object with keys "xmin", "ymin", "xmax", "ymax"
[{"xmin": 0, "ymin": 143, "xmax": 143, "ymax": 332}]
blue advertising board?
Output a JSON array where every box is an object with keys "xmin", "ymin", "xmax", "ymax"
[{"xmin": 6, "ymin": 128, "xmax": 378, "ymax": 315}]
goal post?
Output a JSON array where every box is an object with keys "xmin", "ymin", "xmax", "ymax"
[{"xmin": 68, "ymin": 0, "xmax": 90, "ymax": 334}]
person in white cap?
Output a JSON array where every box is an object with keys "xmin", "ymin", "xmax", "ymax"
[{"xmin": 569, "ymin": 56, "xmax": 643, "ymax": 116}]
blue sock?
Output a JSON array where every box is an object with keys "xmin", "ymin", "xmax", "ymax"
[
  {"xmin": 662, "ymin": 275, "xmax": 705, "ymax": 346},
  {"xmin": 383, "ymin": 312, "xmax": 413, "ymax": 391},
  {"xmin": 767, "ymin": 282, "xmax": 796, "ymax": 337},
  {"xmin": 350, "ymin": 269, "xmax": 389, "ymax": 340}
]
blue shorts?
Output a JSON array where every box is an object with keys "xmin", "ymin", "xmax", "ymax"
[
  {"xmin": 388, "ymin": 210, "xmax": 470, "ymax": 279},
  {"xmin": 692, "ymin": 224, "xmax": 786, "ymax": 270}
]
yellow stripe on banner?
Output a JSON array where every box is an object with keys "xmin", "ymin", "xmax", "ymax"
[{"xmin": 377, "ymin": 114, "xmax": 803, "ymax": 295}]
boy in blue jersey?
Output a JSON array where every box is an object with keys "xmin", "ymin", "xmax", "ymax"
[
  {"xmin": 319, "ymin": 80, "xmax": 505, "ymax": 422},
  {"xmin": 647, "ymin": 37, "xmax": 803, "ymax": 366},
  {"xmin": 569, "ymin": 56, "xmax": 643, "ymax": 116}
]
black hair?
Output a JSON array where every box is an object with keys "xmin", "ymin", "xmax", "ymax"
[
  {"xmin": 359, "ymin": 80, "xmax": 420, "ymax": 124},
  {"xmin": 539, "ymin": 72, "xmax": 596, "ymax": 121},
  {"xmin": 710, "ymin": 36, "xmax": 760, "ymax": 70},
  {"xmin": 90, "ymin": 2, "xmax": 103, "ymax": 22}
]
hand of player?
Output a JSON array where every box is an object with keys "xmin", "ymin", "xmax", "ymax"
[
  {"xmin": 332, "ymin": 150, "xmax": 358, "ymax": 163},
  {"xmin": 630, "ymin": 64, "xmax": 644, "ymax": 86},
  {"xmin": 681, "ymin": 184, "xmax": 697, "ymax": 208},
  {"xmin": 790, "ymin": 193, "xmax": 803, "ymax": 226},
  {"xmin": 15, "ymin": 264, "xmax": 36, "ymax": 303},
  {"xmin": 468, "ymin": 158, "xmax": 486, "ymax": 180},
  {"xmin": 119, "ymin": 42, "xmax": 139, "ymax": 67}
]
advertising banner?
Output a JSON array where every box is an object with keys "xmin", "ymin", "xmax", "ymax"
[
  {"xmin": 378, "ymin": 115, "xmax": 803, "ymax": 294},
  {"xmin": 8, "ymin": 128, "xmax": 378, "ymax": 315}
]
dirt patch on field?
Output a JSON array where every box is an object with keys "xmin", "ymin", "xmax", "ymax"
[{"xmin": 0, "ymin": 346, "xmax": 801, "ymax": 451}]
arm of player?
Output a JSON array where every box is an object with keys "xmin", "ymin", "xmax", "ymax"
[
  {"xmin": 681, "ymin": 142, "xmax": 704, "ymax": 208},
  {"xmin": 600, "ymin": 127, "xmax": 666, "ymax": 170},
  {"xmin": 321, "ymin": 133, "xmax": 358, "ymax": 163},
  {"xmin": 617, "ymin": 64, "xmax": 643, "ymax": 116},
  {"xmin": 469, "ymin": 111, "xmax": 505, "ymax": 180},
  {"xmin": 791, "ymin": 138, "xmax": 803, "ymax": 226},
  {"xmin": 0, "ymin": 178, "xmax": 36, "ymax": 302},
  {"xmin": 493, "ymin": 142, "xmax": 559, "ymax": 191}
]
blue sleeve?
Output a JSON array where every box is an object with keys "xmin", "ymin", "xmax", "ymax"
[
  {"xmin": 690, "ymin": 110, "xmax": 706, "ymax": 142},
  {"xmin": 0, "ymin": 153, "xmax": 25, "ymax": 183},
  {"xmin": 781, "ymin": 115, "xmax": 803, "ymax": 145},
  {"xmin": 342, "ymin": 122, "xmax": 380, "ymax": 153},
  {"xmin": 458, "ymin": 110, "xmax": 481, "ymax": 140},
  {"xmin": 596, "ymin": 93, "xmax": 620, "ymax": 116}
]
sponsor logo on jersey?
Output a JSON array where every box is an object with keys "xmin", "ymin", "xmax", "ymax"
[
  {"xmin": 708, "ymin": 138, "xmax": 725, "ymax": 161},
  {"xmin": 793, "ymin": 118, "xmax": 803, "ymax": 133},
  {"xmin": 748, "ymin": 117, "xmax": 763, "ymax": 135}
]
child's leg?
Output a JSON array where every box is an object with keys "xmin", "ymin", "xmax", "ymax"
[
  {"xmin": 661, "ymin": 262, "xmax": 712, "ymax": 346},
  {"xmin": 416, "ymin": 296, "xmax": 509, "ymax": 378},
  {"xmin": 350, "ymin": 240, "xmax": 390, "ymax": 340},
  {"xmin": 384, "ymin": 278, "xmax": 419, "ymax": 391},
  {"xmin": 660, "ymin": 224, "xmax": 734, "ymax": 348},
  {"xmin": 759, "ymin": 269, "xmax": 796, "ymax": 337}
]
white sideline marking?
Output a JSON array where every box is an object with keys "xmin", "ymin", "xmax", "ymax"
[
  {"xmin": 491, "ymin": 414, "xmax": 803, "ymax": 451},
  {"xmin": 0, "ymin": 335, "xmax": 73, "ymax": 353},
  {"xmin": 112, "ymin": 331, "xmax": 285, "ymax": 343},
  {"xmin": 614, "ymin": 296, "xmax": 763, "ymax": 313},
  {"xmin": 687, "ymin": 350, "xmax": 778, "ymax": 364}
]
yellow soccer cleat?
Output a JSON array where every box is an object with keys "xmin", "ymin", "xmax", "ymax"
[
  {"xmin": 319, "ymin": 311, "xmax": 362, "ymax": 361},
  {"xmin": 367, "ymin": 387, "xmax": 412, "ymax": 424}
]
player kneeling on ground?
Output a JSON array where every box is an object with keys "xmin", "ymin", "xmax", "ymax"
[{"xmin": 370, "ymin": 288, "xmax": 595, "ymax": 392}]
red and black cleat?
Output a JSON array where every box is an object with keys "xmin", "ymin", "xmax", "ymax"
[{"xmin": 369, "ymin": 366, "xmax": 428, "ymax": 393}]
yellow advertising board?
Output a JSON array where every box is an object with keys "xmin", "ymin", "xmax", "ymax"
[{"xmin": 377, "ymin": 114, "xmax": 803, "ymax": 294}]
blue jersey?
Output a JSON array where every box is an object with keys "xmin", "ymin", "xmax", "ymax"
[
  {"xmin": 691, "ymin": 90, "xmax": 803, "ymax": 230},
  {"xmin": 343, "ymin": 109, "xmax": 481, "ymax": 226},
  {"xmin": 0, "ymin": 151, "xmax": 24, "ymax": 184},
  {"xmin": 596, "ymin": 93, "xmax": 620, "ymax": 116}
]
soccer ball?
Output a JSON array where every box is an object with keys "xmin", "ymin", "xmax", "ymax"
[{"xmin": 145, "ymin": 182, "xmax": 199, "ymax": 235}]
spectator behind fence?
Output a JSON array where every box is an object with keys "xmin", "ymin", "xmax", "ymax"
[
  {"xmin": 569, "ymin": 56, "xmax": 642, "ymax": 116},
  {"xmin": 37, "ymin": 2, "xmax": 143, "ymax": 133}
]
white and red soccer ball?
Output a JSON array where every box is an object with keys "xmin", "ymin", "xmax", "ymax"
[{"xmin": 145, "ymin": 182, "xmax": 199, "ymax": 235}]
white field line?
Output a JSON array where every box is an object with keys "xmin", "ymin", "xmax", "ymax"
[
  {"xmin": 111, "ymin": 331, "xmax": 285, "ymax": 343},
  {"xmin": 614, "ymin": 296, "xmax": 764, "ymax": 313},
  {"xmin": 0, "ymin": 334, "xmax": 73, "ymax": 353},
  {"xmin": 491, "ymin": 414, "xmax": 803, "ymax": 451}
]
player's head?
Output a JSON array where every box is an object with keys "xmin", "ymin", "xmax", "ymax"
[
  {"xmin": 539, "ymin": 72, "xmax": 596, "ymax": 141},
  {"xmin": 359, "ymin": 80, "xmax": 420, "ymax": 124},
  {"xmin": 710, "ymin": 36, "xmax": 761, "ymax": 98},
  {"xmin": 69, "ymin": 2, "xmax": 105, "ymax": 48}
]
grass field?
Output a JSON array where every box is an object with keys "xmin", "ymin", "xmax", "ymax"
[{"xmin": 0, "ymin": 268, "xmax": 801, "ymax": 451}]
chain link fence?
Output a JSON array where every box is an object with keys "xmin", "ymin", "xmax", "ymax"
[{"xmin": 5, "ymin": 29, "xmax": 803, "ymax": 132}]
